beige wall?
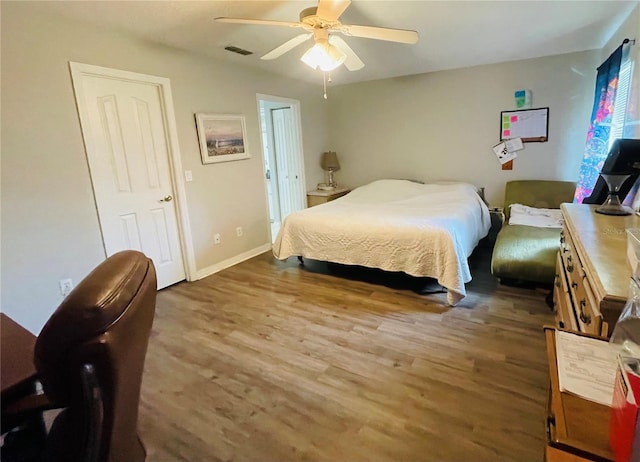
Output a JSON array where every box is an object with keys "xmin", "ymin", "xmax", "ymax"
[
  {"xmin": 602, "ymin": 3, "xmax": 639, "ymax": 60},
  {"xmin": 325, "ymin": 4, "xmax": 640, "ymax": 204},
  {"xmin": 326, "ymin": 51, "xmax": 600, "ymax": 206},
  {"xmin": 1, "ymin": 2, "xmax": 329, "ymax": 333}
]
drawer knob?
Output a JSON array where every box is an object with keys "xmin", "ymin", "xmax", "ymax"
[
  {"xmin": 546, "ymin": 414, "xmax": 556, "ymax": 440},
  {"xmin": 566, "ymin": 256, "xmax": 574, "ymax": 272},
  {"xmin": 579, "ymin": 300, "xmax": 591, "ymax": 325},
  {"xmin": 571, "ymin": 282, "xmax": 578, "ymax": 289}
]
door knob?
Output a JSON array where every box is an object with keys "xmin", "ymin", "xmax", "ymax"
[{"xmin": 160, "ymin": 195, "xmax": 173, "ymax": 202}]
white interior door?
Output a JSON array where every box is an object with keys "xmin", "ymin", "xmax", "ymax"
[
  {"xmin": 261, "ymin": 106, "xmax": 281, "ymax": 229},
  {"xmin": 71, "ymin": 65, "xmax": 186, "ymax": 288},
  {"xmin": 272, "ymin": 107, "xmax": 305, "ymax": 216}
]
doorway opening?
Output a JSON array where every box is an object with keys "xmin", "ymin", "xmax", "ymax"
[{"xmin": 257, "ymin": 95, "xmax": 307, "ymax": 241}]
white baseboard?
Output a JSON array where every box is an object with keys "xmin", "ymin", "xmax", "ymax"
[{"xmin": 195, "ymin": 243, "xmax": 272, "ymax": 280}]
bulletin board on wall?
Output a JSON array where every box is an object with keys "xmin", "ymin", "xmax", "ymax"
[{"xmin": 500, "ymin": 107, "xmax": 549, "ymax": 142}]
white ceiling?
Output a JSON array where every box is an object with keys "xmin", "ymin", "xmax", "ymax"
[{"xmin": 27, "ymin": 0, "xmax": 639, "ymax": 86}]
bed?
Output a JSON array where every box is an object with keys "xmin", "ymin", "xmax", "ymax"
[{"xmin": 272, "ymin": 179, "xmax": 491, "ymax": 305}]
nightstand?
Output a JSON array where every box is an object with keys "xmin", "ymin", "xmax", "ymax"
[
  {"xmin": 489, "ymin": 206, "xmax": 505, "ymax": 222},
  {"xmin": 488, "ymin": 206, "xmax": 505, "ymax": 243},
  {"xmin": 307, "ymin": 188, "xmax": 350, "ymax": 207}
]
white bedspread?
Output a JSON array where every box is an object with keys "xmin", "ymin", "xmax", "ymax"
[{"xmin": 272, "ymin": 180, "xmax": 491, "ymax": 305}]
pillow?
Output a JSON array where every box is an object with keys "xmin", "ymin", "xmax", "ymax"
[{"xmin": 508, "ymin": 203, "xmax": 563, "ymax": 228}]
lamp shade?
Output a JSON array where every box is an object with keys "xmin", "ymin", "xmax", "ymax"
[{"xmin": 321, "ymin": 151, "xmax": 340, "ymax": 171}]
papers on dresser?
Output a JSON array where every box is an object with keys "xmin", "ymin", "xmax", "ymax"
[{"xmin": 555, "ymin": 330, "xmax": 620, "ymax": 406}]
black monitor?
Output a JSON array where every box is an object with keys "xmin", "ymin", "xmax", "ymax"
[{"xmin": 582, "ymin": 138, "xmax": 640, "ymax": 204}]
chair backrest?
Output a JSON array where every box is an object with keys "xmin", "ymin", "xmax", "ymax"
[
  {"xmin": 34, "ymin": 250, "xmax": 157, "ymax": 462},
  {"xmin": 503, "ymin": 180, "xmax": 576, "ymax": 221}
]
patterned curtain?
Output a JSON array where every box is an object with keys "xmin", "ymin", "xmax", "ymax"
[{"xmin": 574, "ymin": 44, "xmax": 624, "ymax": 203}]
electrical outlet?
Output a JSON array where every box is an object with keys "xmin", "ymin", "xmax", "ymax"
[
  {"xmin": 185, "ymin": 170, "xmax": 193, "ymax": 182},
  {"xmin": 214, "ymin": 233, "xmax": 221, "ymax": 244},
  {"xmin": 236, "ymin": 226, "xmax": 243, "ymax": 237},
  {"xmin": 59, "ymin": 278, "xmax": 73, "ymax": 297}
]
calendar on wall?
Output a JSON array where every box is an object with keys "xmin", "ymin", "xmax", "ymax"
[{"xmin": 500, "ymin": 107, "xmax": 549, "ymax": 142}]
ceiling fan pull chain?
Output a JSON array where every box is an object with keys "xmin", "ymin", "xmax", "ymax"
[{"xmin": 323, "ymin": 71, "xmax": 328, "ymax": 99}]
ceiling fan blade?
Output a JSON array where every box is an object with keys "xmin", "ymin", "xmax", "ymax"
[
  {"xmin": 340, "ymin": 24, "xmax": 418, "ymax": 44},
  {"xmin": 215, "ymin": 17, "xmax": 302, "ymax": 28},
  {"xmin": 329, "ymin": 36, "xmax": 364, "ymax": 71},
  {"xmin": 316, "ymin": 0, "xmax": 351, "ymax": 21},
  {"xmin": 261, "ymin": 33, "xmax": 313, "ymax": 60}
]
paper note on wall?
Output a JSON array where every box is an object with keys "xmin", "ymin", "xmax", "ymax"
[
  {"xmin": 515, "ymin": 90, "xmax": 532, "ymax": 109},
  {"xmin": 505, "ymin": 137, "xmax": 524, "ymax": 152},
  {"xmin": 493, "ymin": 142, "xmax": 518, "ymax": 165}
]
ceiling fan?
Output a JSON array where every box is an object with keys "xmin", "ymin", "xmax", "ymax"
[{"xmin": 215, "ymin": 0, "xmax": 419, "ymax": 73}]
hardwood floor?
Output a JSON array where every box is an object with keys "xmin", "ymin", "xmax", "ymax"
[{"xmin": 138, "ymin": 239, "xmax": 554, "ymax": 462}]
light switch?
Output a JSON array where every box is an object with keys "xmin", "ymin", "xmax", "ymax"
[{"xmin": 185, "ymin": 170, "xmax": 193, "ymax": 182}]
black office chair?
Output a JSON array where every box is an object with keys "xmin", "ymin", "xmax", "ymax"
[{"xmin": 2, "ymin": 250, "xmax": 157, "ymax": 462}]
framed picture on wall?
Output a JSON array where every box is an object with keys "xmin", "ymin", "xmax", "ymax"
[{"xmin": 195, "ymin": 113, "xmax": 250, "ymax": 164}]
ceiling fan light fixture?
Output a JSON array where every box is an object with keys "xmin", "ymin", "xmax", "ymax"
[
  {"xmin": 301, "ymin": 40, "xmax": 346, "ymax": 71},
  {"xmin": 216, "ymin": 0, "xmax": 418, "ymax": 78}
]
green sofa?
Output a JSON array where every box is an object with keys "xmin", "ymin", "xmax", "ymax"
[{"xmin": 490, "ymin": 180, "xmax": 576, "ymax": 286}]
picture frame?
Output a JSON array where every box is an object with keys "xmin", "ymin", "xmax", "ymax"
[{"xmin": 195, "ymin": 113, "xmax": 250, "ymax": 164}]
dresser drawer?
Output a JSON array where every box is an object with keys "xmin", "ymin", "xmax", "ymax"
[
  {"xmin": 559, "ymin": 226, "xmax": 576, "ymax": 275},
  {"xmin": 558, "ymin": 223, "xmax": 603, "ymax": 335},
  {"xmin": 554, "ymin": 253, "xmax": 577, "ymax": 331},
  {"xmin": 565, "ymin": 261, "xmax": 601, "ymax": 335}
]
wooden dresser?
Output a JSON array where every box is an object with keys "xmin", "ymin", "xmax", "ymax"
[{"xmin": 553, "ymin": 203, "xmax": 638, "ymax": 336}]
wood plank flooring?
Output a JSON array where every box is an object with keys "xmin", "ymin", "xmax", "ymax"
[{"xmin": 138, "ymin": 240, "xmax": 554, "ymax": 462}]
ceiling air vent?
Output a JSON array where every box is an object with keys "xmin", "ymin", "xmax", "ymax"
[{"xmin": 224, "ymin": 46, "xmax": 253, "ymax": 56}]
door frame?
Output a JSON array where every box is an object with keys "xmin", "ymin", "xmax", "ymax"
[
  {"xmin": 69, "ymin": 61, "xmax": 196, "ymax": 281},
  {"xmin": 255, "ymin": 93, "xmax": 307, "ymax": 242}
]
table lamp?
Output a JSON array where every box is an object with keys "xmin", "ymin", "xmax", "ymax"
[{"xmin": 321, "ymin": 151, "xmax": 340, "ymax": 188}]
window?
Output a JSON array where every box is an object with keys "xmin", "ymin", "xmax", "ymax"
[
  {"xmin": 609, "ymin": 54, "xmax": 634, "ymax": 148},
  {"xmin": 574, "ymin": 43, "xmax": 636, "ymax": 204},
  {"xmin": 610, "ymin": 51, "xmax": 639, "ymax": 206}
]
